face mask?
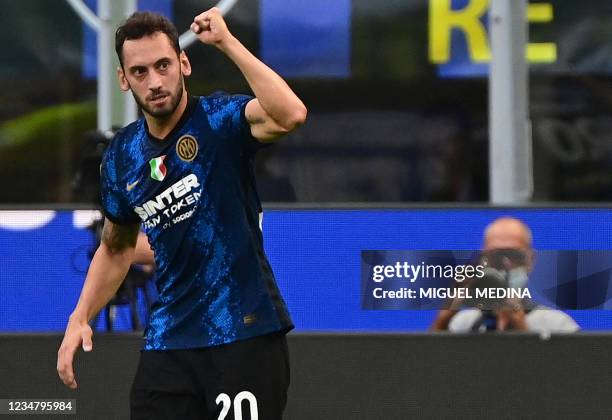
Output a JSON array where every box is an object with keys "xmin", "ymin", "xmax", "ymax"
[{"xmin": 507, "ymin": 267, "xmax": 529, "ymax": 289}]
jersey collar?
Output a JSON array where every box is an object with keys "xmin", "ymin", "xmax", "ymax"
[{"xmin": 145, "ymin": 95, "xmax": 198, "ymax": 147}]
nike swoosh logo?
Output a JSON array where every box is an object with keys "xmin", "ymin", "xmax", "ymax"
[{"xmin": 126, "ymin": 179, "xmax": 140, "ymax": 191}]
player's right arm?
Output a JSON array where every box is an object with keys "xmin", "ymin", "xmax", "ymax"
[
  {"xmin": 57, "ymin": 218, "xmax": 140, "ymax": 389},
  {"xmin": 132, "ymin": 231, "xmax": 155, "ymax": 266}
]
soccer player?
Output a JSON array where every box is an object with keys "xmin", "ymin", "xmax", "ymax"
[{"xmin": 57, "ymin": 8, "xmax": 306, "ymax": 419}]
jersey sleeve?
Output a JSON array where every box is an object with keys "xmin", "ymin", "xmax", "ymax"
[
  {"xmin": 207, "ymin": 92, "xmax": 268, "ymax": 155},
  {"xmin": 99, "ymin": 146, "xmax": 140, "ymax": 225}
]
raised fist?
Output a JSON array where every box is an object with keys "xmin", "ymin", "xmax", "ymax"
[{"xmin": 190, "ymin": 7, "xmax": 232, "ymax": 47}]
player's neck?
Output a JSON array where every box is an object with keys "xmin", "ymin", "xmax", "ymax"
[{"xmin": 145, "ymin": 90, "xmax": 188, "ymax": 140}]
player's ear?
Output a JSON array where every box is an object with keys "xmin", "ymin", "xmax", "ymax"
[
  {"xmin": 179, "ymin": 51, "xmax": 192, "ymax": 77},
  {"xmin": 117, "ymin": 66, "xmax": 130, "ymax": 91}
]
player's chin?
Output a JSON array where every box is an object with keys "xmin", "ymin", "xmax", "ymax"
[{"xmin": 146, "ymin": 103, "xmax": 174, "ymax": 118}]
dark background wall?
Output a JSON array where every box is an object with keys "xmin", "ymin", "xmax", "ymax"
[
  {"xmin": 2, "ymin": 333, "xmax": 612, "ymax": 419},
  {"xmin": 1, "ymin": 1, "xmax": 611, "ymax": 203}
]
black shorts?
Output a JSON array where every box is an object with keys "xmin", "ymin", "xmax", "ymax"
[{"xmin": 130, "ymin": 332, "xmax": 290, "ymax": 420}]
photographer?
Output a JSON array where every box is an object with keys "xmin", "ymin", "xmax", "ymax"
[{"xmin": 431, "ymin": 217, "xmax": 579, "ymax": 333}]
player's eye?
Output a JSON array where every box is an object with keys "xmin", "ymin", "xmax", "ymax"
[{"xmin": 158, "ymin": 61, "xmax": 169, "ymax": 71}]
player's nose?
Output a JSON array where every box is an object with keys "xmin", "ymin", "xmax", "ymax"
[{"xmin": 147, "ymin": 73, "xmax": 163, "ymax": 92}]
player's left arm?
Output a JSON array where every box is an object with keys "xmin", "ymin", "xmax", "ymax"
[{"xmin": 191, "ymin": 8, "xmax": 307, "ymax": 142}]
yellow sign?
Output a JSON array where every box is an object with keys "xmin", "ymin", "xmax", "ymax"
[{"xmin": 429, "ymin": 0, "xmax": 557, "ymax": 64}]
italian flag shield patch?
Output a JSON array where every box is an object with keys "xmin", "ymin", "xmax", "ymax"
[{"xmin": 149, "ymin": 155, "xmax": 167, "ymax": 181}]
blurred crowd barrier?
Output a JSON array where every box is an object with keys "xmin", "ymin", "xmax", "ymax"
[{"xmin": 1, "ymin": 208, "xmax": 611, "ymax": 332}]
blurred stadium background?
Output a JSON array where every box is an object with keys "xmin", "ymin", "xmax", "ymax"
[{"xmin": 1, "ymin": 0, "xmax": 612, "ymax": 418}]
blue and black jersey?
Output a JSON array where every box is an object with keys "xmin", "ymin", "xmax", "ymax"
[{"xmin": 100, "ymin": 93, "xmax": 293, "ymax": 350}]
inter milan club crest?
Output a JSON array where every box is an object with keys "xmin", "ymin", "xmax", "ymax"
[
  {"xmin": 149, "ymin": 155, "xmax": 167, "ymax": 181},
  {"xmin": 176, "ymin": 135, "xmax": 198, "ymax": 162}
]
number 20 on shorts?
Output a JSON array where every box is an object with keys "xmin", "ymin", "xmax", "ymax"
[{"xmin": 216, "ymin": 391, "xmax": 258, "ymax": 420}]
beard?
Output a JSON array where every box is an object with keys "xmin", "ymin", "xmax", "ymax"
[{"xmin": 132, "ymin": 75, "xmax": 184, "ymax": 119}]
